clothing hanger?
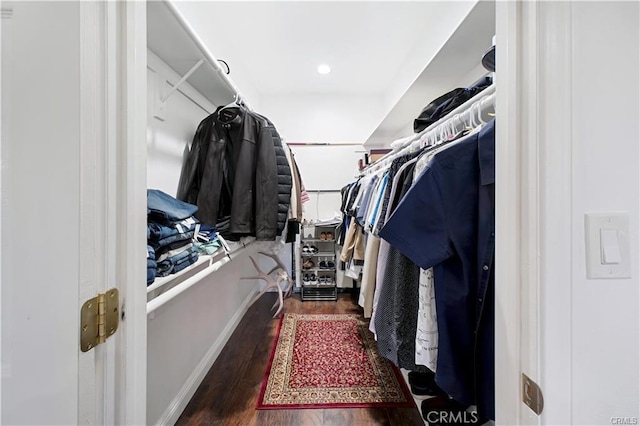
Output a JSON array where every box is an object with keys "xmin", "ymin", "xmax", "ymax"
[
  {"xmin": 476, "ymin": 101, "xmax": 487, "ymax": 126},
  {"xmin": 448, "ymin": 117, "xmax": 456, "ymax": 140},
  {"xmin": 217, "ymin": 93, "xmax": 244, "ymax": 123}
]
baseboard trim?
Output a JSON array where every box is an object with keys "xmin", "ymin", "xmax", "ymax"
[{"xmin": 157, "ymin": 288, "xmax": 258, "ymax": 426}]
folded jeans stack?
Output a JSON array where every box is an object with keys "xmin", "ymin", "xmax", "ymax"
[
  {"xmin": 156, "ymin": 244, "xmax": 199, "ymax": 277},
  {"xmin": 147, "ymin": 190, "xmax": 200, "ymax": 281},
  {"xmin": 147, "ymin": 245, "xmax": 157, "ymax": 285}
]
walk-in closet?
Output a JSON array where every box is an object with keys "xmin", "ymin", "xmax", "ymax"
[{"xmin": 2, "ymin": 1, "xmax": 639, "ymax": 425}]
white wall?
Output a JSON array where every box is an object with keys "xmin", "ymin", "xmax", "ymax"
[
  {"xmin": 290, "ymin": 144, "xmax": 362, "ymax": 220},
  {"xmin": 382, "ymin": 1, "xmax": 479, "ymax": 117},
  {"xmin": 146, "ymin": 248, "xmax": 258, "ymax": 425},
  {"xmin": 260, "ymin": 93, "xmax": 384, "ymax": 144},
  {"xmin": 288, "ymin": 145, "xmax": 362, "ymax": 289},
  {"xmin": 567, "ymin": 3, "xmax": 639, "ymax": 423},
  {"xmin": 147, "ymin": 51, "xmax": 214, "ymax": 197},
  {"xmin": 146, "ymin": 53, "xmax": 258, "ymax": 424}
]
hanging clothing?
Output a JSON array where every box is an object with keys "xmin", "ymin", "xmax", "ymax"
[
  {"xmin": 373, "ymin": 160, "xmax": 426, "ymax": 372},
  {"xmin": 337, "ymin": 181, "xmax": 360, "ymax": 246},
  {"xmin": 411, "ymin": 149, "xmax": 441, "ymax": 373},
  {"xmin": 364, "ymin": 172, "xmax": 389, "ymax": 232},
  {"xmin": 358, "ymin": 233, "xmax": 380, "ymax": 318},
  {"xmin": 415, "ymin": 267, "xmax": 437, "ymax": 372},
  {"xmin": 253, "ymin": 112, "xmax": 293, "ymax": 236},
  {"xmin": 372, "ymin": 154, "xmax": 415, "ymax": 235},
  {"xmin": 282, "ymin": 143, "xmax": 303, "ymax": 222},
  {"xmin": 379, "ymin": 119, "xmax": 496, "ymax": 420},
  {"xmin": 369, "ymin": 155, "xmax": 418, "ymax": 337},
  {"xmin": 176, "ymin": 105, "xmax": 291, "ymax": 241},
  {"xmin": 340, "ymin": 220, "xmax": 365, "ymax": 265},
  {"xmin": 355, "ymin": 174, "xmax": 379, "ymax": 227}
]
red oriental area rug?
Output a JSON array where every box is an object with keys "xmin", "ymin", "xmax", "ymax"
[{"xmin": 256, "ymin": 313, "xmax": 415, "ymax": 409}]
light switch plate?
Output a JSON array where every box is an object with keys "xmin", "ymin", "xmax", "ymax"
[{"xmin": 584, "ymin": 213, "xmax": 631, "ymax": 279}]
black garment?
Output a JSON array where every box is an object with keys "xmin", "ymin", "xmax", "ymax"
[
  {"xmin": 337, "ymin": 183, "xmax": 354, "ymax": 245},
  {"xmin": 372, "ymin": 153, "xmax": 417, "ymax": 235},
  {"xmin": 176, "ymin": 114, "xmax": 225, "ymax": 226},
  {"xmin": 374, "ymin": 161, "xmax": 427, "ymax": 372},
  {"xmin": 414, "ymin": 77, "xmax": 492, "ymax": 133},
  {"xmin": 285, "ymin": 219, "xmax": 299, "ymax": 243},
  {"xmin": 345, "ymin": 180, "xmax": 361, "ymax": 217},
  {"xmin": 177, "ymin": 106, "xmax": 288, "ymax": 241},
  {"xmin": 252, "ymin": 112, "xmax": 292, "ymax": 236}
]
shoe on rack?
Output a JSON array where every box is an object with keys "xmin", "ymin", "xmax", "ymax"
[
  {"xmin": 303, "ymin": 258, "xmax": 315, "ymax": 269},
  {"xmin": 310, "ymin": 274, "xmax": 318, "ymax": 285},
  {"xmin": 303, "ymin": 274, "xmax": 310, "ymax": 286},
  {"xmin": 326, "ymin": 232, "xmax": 334, "ymax": 240},
  {"xmin": 320, "ymin": 232, "xmax": 327, "ymax": 240},
  {"xmin": 302, "ymin": 245, "xmax": 311, "ymax": 254},
  {"xmin": 327, "ymin": 261, "xmax": 335, "ymax": 269},
  {"xmin": 318, "ymin": 261, "xmax": 328, "ymax": 269},
  {"xmin": 309, "ymin": 245, "xmax": 319, "ymax": 254}
]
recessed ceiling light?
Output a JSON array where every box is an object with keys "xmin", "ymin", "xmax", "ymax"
[{"xmin": 317, "ymin": 64, "xmax": 331, "ymax": 75}]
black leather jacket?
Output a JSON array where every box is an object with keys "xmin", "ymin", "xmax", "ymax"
[{"xmin": 177, "ymin": 106, "xmax": 290, "ymax": 241}]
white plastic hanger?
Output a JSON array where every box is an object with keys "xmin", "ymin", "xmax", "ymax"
[
  {"xmin": 476, "ymin": 101, "xmax": 487, "ymax": 126},
  {"xmin": 468, "ymin": 104, "xmax": 478, "ymax": 129}
]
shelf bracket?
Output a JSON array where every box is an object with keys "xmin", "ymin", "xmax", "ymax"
[{"xmin": 160, "ymin": 58, "xmax": 206, "ymax": 103}]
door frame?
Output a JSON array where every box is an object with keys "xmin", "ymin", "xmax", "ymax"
[
  {"xmin": 0, "ymin": 6, "xmax": 10, "ymax": 423},
  {"xmin": 78, "ymin": 1, "xmax": 148, "ymax": 424},
  {"xmin": 111, "ymin": 1, "xmax": 583, "ymax": 425},
  {"xmin": 496, "ymin": 1, "xmax": 575, "ymax": 424},
  {"xmin": 495, "ymin": 1, "xmax": 525, "ymax": 422},
  {"xmin": 114, "ymin": 1, "xmax": 148, "ymax": 425}
]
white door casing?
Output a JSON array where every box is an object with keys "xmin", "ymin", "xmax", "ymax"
[
  {"xmin": 0, "ymin": 6, "xmax": 11, "ymax": 423},
  {"xmin": 115, "ymin": 1, "xmax": 148, "ymax": 425},
  {"xmin": 495, "ymin": 1, "xmax": 570, "ymax": 425},
  {"xmin": 78, "ymin": 1, "xmax": 116, "ymax": 423}
]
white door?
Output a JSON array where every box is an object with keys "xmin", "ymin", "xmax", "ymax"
[{"xmin": 1, "ymin": 2, "xmax": 147, "ymax": 424}]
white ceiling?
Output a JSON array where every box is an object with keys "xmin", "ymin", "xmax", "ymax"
[
  {"xmin": 170, "ymin": 1, "xmax": 492, "ymax": 145},
  {"xmin": 173, "ymin": 1, "xmax": 458, "ymax": 96}
]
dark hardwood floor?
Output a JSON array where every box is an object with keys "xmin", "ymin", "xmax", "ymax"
[{"xmin": 176, "ymin": 292, "xmax": 424, "ymax": 426}]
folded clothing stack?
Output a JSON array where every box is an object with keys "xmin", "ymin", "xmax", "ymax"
[
  {"xmin": 147, "ymin": 245, "xmax": 156, "ymax": 285},
  {"xmin": 147, "ymin": 189, "xmax": 200, "ymax": 282},
  {"xmin": 194, "ymin": 224, "xmax": 227, "ymax": 255}
]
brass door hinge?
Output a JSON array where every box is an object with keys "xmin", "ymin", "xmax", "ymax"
[
  {"xmin": 80, "ymin": 288, "xmax": 119, "ymax": 352},
  {"xmin": 522, "ymin": 373, "xmax": 544, "ymax": 415}
]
